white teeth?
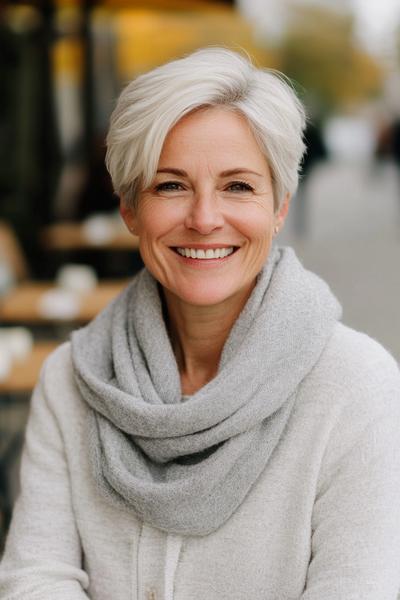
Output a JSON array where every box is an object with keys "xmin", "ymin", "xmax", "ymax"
[{"xmin": 176, "ymin": 247, "xmax": 235, "ymax": 259}]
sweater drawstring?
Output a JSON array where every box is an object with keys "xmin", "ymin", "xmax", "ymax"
[{"xmin": 164, "ymin": 534, "xmax": 183, "ymax": 600}]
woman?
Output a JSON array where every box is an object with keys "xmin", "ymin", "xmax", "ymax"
[{"xmin": 1, "ymin": 48, "xmax": 400, "ymax": 600}]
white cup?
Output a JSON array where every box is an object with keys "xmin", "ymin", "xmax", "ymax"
[
  {"xmin": 83, "ymin": 214, "xmax": 115, "ymax": 245},
  {"xmin": 0, "ymin": 327, "xmax": 34, "ymax": 361},
  {"xmin": 56, "ymin": 264, "xmax": 98, "ymax": 295},
  {"xmin": 38, "ymin": 289, "xmax": 80, "ymax": 320}
]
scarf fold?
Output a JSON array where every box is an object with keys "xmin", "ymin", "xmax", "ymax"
[{"xmin": 72, "ymin": 246, "xmax": 341, "ymax": 536}]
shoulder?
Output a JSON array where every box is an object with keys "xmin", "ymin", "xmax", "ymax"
[
  {"xmin": 310, "ymin": 322, "xmax": 399, "ymax": 396},
  {"xmin": 296, "ymin": 323, "xmax": 400, "ymax": 471},
  {"xmin": 34, "ymin": 341, "xmax": 86, "ymax": 424},
  {"xmin": 39, "ymin": 341, "xmax": 74, "ymax": 386},
  {"xmin": 295, "ymin": 323, "xmax": 400, "ymax": 447},
  {"xmin": 306, "ymin": 325, "xmax": 400, "ymax": 493}
]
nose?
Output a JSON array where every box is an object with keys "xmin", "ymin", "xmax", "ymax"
[{"xmin": 184, "ymin": 191, "xmax": 224, "ymax": 235}]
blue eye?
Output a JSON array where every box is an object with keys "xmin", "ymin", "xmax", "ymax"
[
  {"xmin": 155, "ymin": 181, "xmax": 184, "ymax": 192},
  {"xmin": 227, "ymin": 181, "xmax": 254, "ymax": 192}
]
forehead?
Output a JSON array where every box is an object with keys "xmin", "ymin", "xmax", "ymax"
[{"xmin": 158, "ymin": 107, "xmax": 268, "ymax": 172}]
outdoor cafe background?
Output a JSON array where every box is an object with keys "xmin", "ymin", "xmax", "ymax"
[{"xmin": 1, "ymin": 0, "xmax": 400, "ymax": 550}]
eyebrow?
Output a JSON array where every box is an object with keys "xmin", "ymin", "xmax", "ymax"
[{"xmin": 156, "ymin": 168, "xmax": 263, "ymax": 177}]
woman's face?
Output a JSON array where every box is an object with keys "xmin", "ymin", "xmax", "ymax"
[{"xmin": 121, "ymin": 107, "xmax": 289, "ymax": 308}]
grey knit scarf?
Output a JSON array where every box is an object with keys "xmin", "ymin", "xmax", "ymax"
[{"xmin": 72, "ymin": 246, "xmax": 341, "ymax": 536}]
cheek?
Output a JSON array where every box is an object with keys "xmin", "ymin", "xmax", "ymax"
[
  {"xmin": 135, "ymin": 206, "xmax": 168, "ymax": 237},
  {"xmin": 139, "ymin": 199, "xmax": 186, "ymax": 234},
  {"xmin": 231, "ymin": 207, "xmax": 274, "ymax": 240}
]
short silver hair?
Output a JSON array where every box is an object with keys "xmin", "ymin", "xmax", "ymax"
[{"xmin": 106, "ymin": 47, "xmax": 306, "ymax": 210}]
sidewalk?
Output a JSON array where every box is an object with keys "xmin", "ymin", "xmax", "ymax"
[{"xmin": 280, "ymin": 159, "xmax": 400, "ymax": 361}]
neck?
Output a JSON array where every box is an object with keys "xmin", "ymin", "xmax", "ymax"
[{"xmin": 163, "ymin": 285, "xmax": 254, "ymax": 395}]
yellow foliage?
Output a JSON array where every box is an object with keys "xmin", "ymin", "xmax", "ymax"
[
  {"xmin": 277, "ymin": 4, "xmax": 383, "ymax": 113},
  {"xmin": 113, "ymin": 7, "xmax": 275, "ymax": 81}
]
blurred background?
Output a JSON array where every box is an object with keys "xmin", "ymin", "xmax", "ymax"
[{"xmin": 0, "ymin": 0, "xmax": 399, "ymax": 549}]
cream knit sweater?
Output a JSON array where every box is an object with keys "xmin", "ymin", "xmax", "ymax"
[{"xmin": 1, "ymin": 323, "xmax": 400, "ymax": 600}]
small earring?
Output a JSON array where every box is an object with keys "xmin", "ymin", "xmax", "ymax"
[{"xmin": 273, "ymin": 225, "xmax": 279, "ymax": 236}]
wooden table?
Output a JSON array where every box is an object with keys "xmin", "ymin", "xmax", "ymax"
[
  {"xmin": 40, "ymin": 222, "xmax": 140, "ymax": 251},
  {"xmin": 0, "ymin": 280, "xmax": 129, "ymax": 324},
  {"xmin": 0, "ymin": 341, "xmax": 59, "ymax": 393}
]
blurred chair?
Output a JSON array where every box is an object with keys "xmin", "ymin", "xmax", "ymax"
[
  {"xmin": 0, "ymin": 220, "xmax": 29, "ymax": 283},
  {"xmin": 0, "ymin": 222, "xmax": 30, "ymax": 551}
]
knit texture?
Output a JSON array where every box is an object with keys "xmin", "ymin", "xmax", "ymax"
[
  {"xmin": 2, "ymin": 324, "xmax": 400, "ymax": 599},
  {"xmin": 71, "ymin": 246, "xmax": 341, "ymax": 535}
]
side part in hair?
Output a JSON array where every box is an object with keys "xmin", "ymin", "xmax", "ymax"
[{"xmin": 105, "ymin": 47, "xmax": 307, "ymax": 209}]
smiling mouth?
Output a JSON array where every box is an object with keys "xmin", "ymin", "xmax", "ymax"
[{"xmin": 173, "ymin": 247, "xmax": 239, "ymax": 259}]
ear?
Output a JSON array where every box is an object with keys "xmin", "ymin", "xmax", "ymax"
[
  {"xmin": 119, "ymin": 197, "xmax": 139, "ymax": 236},
  {"xmin": 274, "ymin": 193, "xmax": 291, "ymax": 233}
]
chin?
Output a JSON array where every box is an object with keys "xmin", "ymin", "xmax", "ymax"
[{"xmin": 168, "ymin": 280, "xmax": 252, "ymax": 308}]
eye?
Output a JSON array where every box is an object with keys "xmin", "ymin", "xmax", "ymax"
[
  {"xmin": 154, "ymin": 180, "xmax": 185, "ymax": 192},
  {"xmin": 226, "ymin": 180, "xmax": 255, "ymax": 193}
]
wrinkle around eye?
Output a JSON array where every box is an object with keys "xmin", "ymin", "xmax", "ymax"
[{"xmin": 221, "ymin": 191, "xmax": 274, "ymax": 210}]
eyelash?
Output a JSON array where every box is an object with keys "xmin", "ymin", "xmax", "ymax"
[
  {"xmin": 154, "ymin": 181, "xmax": 184, "ymax": 192},
  {"xmin": 154, "ymin": 180, "xmax": 255, "ymax": 193},
  {"xmin": 227, "ymin": 180, "xmax": 254, "ymax": 192}
]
